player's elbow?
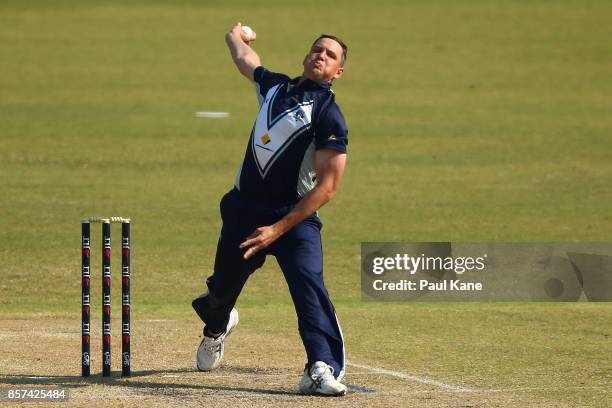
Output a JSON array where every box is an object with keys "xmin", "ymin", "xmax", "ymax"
[
  {"xmin": 326, "ymin": 191, "xmax": 337, "ymax": 205},
  {"xmin": 238, "ymin": 65, "xmax": 255, "ymax": 82},
  {"xmin": 320, "ymin": 184, "xmax": 338, "ymax": 204}
]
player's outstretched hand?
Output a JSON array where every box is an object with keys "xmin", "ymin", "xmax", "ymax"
[{"xmin": 240, "ymin": 225, "xmax": 282, "ymax": 259}]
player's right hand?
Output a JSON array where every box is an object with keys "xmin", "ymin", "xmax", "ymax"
[{"xmin": 230, "ymin": 22, "xmax": 256, "ymax": 44}]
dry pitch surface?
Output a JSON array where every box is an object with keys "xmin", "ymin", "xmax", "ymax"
[{"xmin": 0, "ymin": 317, "xmax": 572, "ymax": 407}]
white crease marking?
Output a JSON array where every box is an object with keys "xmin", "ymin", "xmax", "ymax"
[{"xmin": 347, "ymin": 361, "xmax": 476, "ymax": 392}]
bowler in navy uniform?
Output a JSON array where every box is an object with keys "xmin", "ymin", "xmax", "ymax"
[{"xmin": 192, "ymin": 23, "xmax": 349, "ymax": 396}]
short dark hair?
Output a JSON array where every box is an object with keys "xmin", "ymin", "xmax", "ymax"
[{"xmin": 312, "ymin": 34, "xmax": 348, "ymax": 66}]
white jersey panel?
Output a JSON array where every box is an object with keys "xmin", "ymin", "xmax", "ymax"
[{"xmin": 296, "ymin": 141, "xmax": 316, "ymax": 197}]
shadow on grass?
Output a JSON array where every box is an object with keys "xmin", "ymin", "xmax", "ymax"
[{"xmin": 0, "ymin": 369, "xmax": 301, "ymax": 397}]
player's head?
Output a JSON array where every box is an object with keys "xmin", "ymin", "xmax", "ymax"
[{"xmin": 302, "ymin": 34, "xmax": 347, "ymax": 84}]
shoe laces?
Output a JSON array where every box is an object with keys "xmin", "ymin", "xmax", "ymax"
[
  {"xmin": 202, "ymin": 336, "xmax": 222, "ymax": 353},
  {"xmin": 310, "ymin": 362, "xmax": 335, "ymax": 384}
]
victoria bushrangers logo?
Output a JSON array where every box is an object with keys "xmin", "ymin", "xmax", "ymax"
[
  {"xmin": 291, "ymin": 108, "xmax": 307, "ymax": 124},
  {"xmin": 103, "ymin": 351, "xmax": 111, "ymax": 365},
  {"xmin": 123, "ymin": 352, "xmax": 130, "ymax": 366},
  {"xmin": 83, "ymin": 352, "xmax": 90, "ymax": 366}
]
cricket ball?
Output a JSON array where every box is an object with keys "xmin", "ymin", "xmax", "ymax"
[{"xmin": 241, "ymin": 25, "xmax": 255, "ymax": 41}]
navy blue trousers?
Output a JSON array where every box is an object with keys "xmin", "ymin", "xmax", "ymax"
[{"xmin": 192, "ymin": 189, "xmax": 345, "ymax": 379}]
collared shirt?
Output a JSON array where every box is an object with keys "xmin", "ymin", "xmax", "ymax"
[{"xmin": 233, "ymin": 66, "xmax": 349, "ymax": 208}]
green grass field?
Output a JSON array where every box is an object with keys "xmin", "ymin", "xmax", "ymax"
[{"xmin": 1, "ymin": 1, "xmax": 611, "ymax": 406}]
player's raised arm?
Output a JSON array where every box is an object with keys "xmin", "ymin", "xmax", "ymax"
[{"xmin": 225, "ymin": 23, "xmax": 260, "ymax": 82}]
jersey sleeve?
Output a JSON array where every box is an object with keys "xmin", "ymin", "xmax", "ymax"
[
  {"xmin": 253, "ymin": 66, "xmax": 290, "ymax": 104},
  {"xmin": 314, "ymin": 103, "xmax": 349, "ymax": 153}
]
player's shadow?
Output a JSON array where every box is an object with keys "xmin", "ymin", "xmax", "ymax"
[{"xmin": 0, "ymin": 369, "xmax": 300, "ymax": 397}]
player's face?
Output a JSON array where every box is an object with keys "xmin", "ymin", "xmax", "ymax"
[{"xmin": 302, "ymin": 38, "xmax": 345, "ymax": 83}]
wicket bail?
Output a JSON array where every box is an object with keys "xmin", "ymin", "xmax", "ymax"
[{"xmin": 81, "ymin": 217, "xmax": 131, "ymax": 378}]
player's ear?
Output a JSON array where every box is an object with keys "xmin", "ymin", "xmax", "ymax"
[{"xmin": 333, "ymin": 67, "xmax": 344, "ymax": 80}]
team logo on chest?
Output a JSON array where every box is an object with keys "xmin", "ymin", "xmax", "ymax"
[
  {"xmin": 291, "ymin": 109, "xmax": 307, "ymax": 124},
  {"xmin": 251, "ymin": 84, "xmax": 314, "ymax": 178}
]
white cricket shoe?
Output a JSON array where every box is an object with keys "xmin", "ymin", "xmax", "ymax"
[
  {"xmin": 299, "ymin": 361, "xmax": 347, "ymax": 396},
  {"xmin": 196, "ymin": 308, "xmax": 239, "ymax": 371}
]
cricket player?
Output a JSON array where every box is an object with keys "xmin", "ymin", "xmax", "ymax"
[{"xmin": 192, "ymin": 23, "xmax": 349, "ymax": 396}]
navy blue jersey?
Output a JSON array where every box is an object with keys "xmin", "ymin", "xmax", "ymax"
[{"xmin": 234, "ymin": 66, "xmax": 348, "ymax": 207}]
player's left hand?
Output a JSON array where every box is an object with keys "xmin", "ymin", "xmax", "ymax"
[{"xmin": 240, "ymin": 225, "xmax": 283, "ymax": 259}]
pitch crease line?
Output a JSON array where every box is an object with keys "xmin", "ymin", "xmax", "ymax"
[{"xmin": 347, "ymin": 361, "xmax": 476, "ymax": 392}]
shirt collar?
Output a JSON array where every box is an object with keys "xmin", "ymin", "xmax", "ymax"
[{"xmin": 290, "ymin": 76, "xmax": 331, "ymax": 91}]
